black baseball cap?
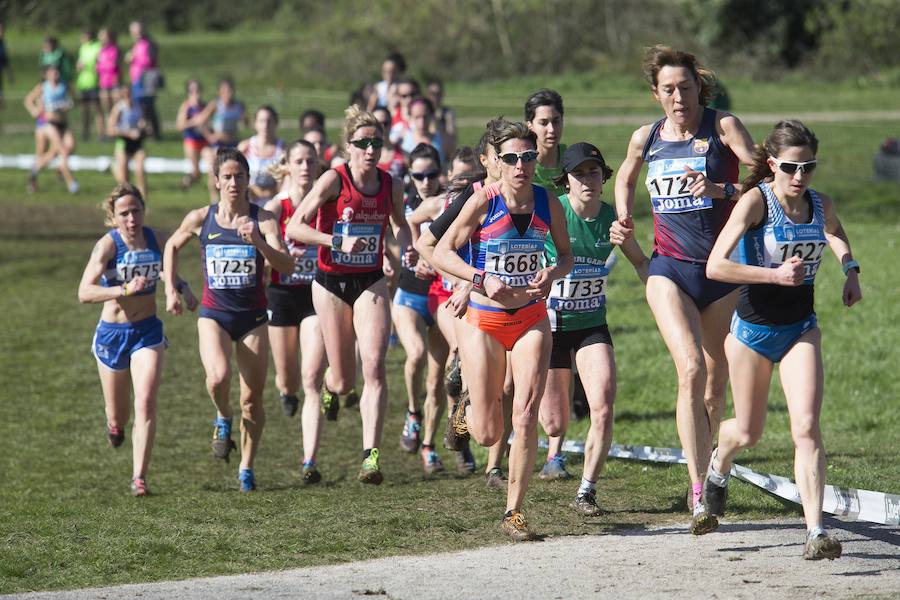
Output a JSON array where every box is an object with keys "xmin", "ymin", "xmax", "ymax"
[{"xmin": 561, "ymin": 142, "xmax": 609, "ymax": 173}]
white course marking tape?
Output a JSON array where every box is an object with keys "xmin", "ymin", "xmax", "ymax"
[
  {"xmin": 0, "ymin": 154, "xmax": 203, "ymax": 174},
  {"xmin": 533, "ymin": 437, "xmax": 900, "ymax": 525}
]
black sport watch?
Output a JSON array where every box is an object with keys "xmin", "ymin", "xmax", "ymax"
[
  {"xmin": 332, "ymin": 235, "xmax": 343, "ymax": 251},
  {"xmin": 723, "ymin": 182, "xmax": 736, "ymax": 202}
]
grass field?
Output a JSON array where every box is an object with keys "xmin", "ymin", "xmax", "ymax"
[{"xmin": 1, "ymin": 28, "xmax": 899, "ymax": 596}]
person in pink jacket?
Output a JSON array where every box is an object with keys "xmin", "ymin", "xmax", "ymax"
[{"xmin": 126, "ymin": 21, "xmax": 161, "ymax": 140}]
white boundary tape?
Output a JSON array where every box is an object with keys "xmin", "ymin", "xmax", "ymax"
[
  {"xmin": 536, "ymin": 438, "xmax": 900, "ymax": 526},
  {"xmin": 0, "ymin": 154, "xmax": 203, "ymax": 174}
]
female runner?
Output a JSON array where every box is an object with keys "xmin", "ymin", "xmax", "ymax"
[
  {"xmin": 78, "ymin": 183, "xmax": 197, "ymax": 496},
  {"xmin": 286, "ymin": 106, "xmax": 415, "ymax": 485},
  {"xmin": 164, "ymin": 148, "xmax": 294, "ymax": 492},
  {"xmin": 432, "ymin": 118, "xmax": 573, "ymax": 540},
  {"xmin": 239, "ymin": 105, "xmax": 284, "ymax": 205},
  {"xmin": 175, "ymin": 79, "xmax": 209, "ymax": 189},
  {"xmin": 609, "ymin": 46, "xmax": 755, "ymax": 533},
  {"xmin": 704, "ymin": 120, "xmax": 861, "ymax": 558}
]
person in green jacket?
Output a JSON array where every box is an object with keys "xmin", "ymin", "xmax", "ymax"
[
  {"xmin": 539, "ymin": 143, "xmax": 648, "ymax": 515},
  {"xmin": 76, "ymin": 28, "xmax": 104, "ymax": 141}
]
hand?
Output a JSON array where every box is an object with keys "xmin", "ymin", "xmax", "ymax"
[
  {"xmin": 414, "ymin": 259, "xmax": 435, "ymax": 279},
  {"xmin": 180, "ymin": 283, "xmax": 199, "ymax": 312},
  {"xmin": 341, "ymin": 236, "xmax": 367, "ymax": 253},
  {"xmin": 771, "ymin": 256, "xmax": 805, "ymax": 286},
  {"xmin": 124, "ymin": 276, "xmax": 148, "ymax": 296},
  {"xmin": 842, "ymin": 271, "xmax": 862, "ymax": 307},
  {"xmin": 609, "ymin": 217, "xmax": 634, "ymax": 246},
  {"xmin": 526, "ymin": 268, "xmax": 554, "ymax": 298},
  {"xmin": 166, "ymin": 288, "xmax": 183, "ymax": 316},
  {"xmin": 445, "ymin": 282, "xmax": 472, "ymax": 318},
  {"xmin": 682, "ymin": 167, "xmax": 720, "ymax": 199},
  {"xmin": 402, "ymin": 245, "xmax": 419, "ymax": 269},
  {"xmin": 236, "ymin": 216, "xmax": 260, "ymax": 246},
  {"xmin": 382, "ymin": 258, "xmax": 395, "ymax": 278},
  {"xmin": 483, "ymin": 273, "xmax": 513, "ymax": 301}
]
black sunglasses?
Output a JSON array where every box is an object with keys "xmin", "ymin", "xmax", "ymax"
[
  {"xmin": 410, "ymin": 170, "xmax": 441, "ymax": 181},
  {"xmin": 349, "ymin": 137, "xmax": 384, "ymax": 150},
  {"xmin": 497, "ymin": 150, "xmax": 539, "ymax": 166}
]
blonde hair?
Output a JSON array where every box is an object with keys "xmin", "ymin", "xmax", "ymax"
[
  {"xmin": 101, "ymin": 183, "xmax": 144, "ymax": 227},
  {"xmin": 642, "ymin": 45, "xmax": 717, "ymax": 107},
  {"xmin": 342, "ymin": 104, "xmax": 383, "ymax": 145}
]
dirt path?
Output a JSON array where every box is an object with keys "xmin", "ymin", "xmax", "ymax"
[{"xmin": 7, "ymin": 517, "xmax": 898, "ymax": 600}]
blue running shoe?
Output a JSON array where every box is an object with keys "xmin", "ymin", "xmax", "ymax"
[
  {"xmin": 539, "ymin": 454, "xmax": 572, "ymax": 480},
  {"xmin": 238, "ymin": 468, "xmax": 256, "ymax": 492},
  {"xmin": 212, "ymin": 417, "xmax": 236, "ymax": 463}
]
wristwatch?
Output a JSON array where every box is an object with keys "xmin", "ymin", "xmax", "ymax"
[
  {"xmin": 842, "ymin": 259, "xmax": 860, "ymax": 275},
  {"xmin": 723, "ymin": 182, "xmax": 736, "ymax": 202},
  {"xmin": 472, "ymin": 269, "xmax": 486, "ymax": 288},
  {"xmin": 331, "ymin": 234, "xmax": 343, "ymax": 251}
]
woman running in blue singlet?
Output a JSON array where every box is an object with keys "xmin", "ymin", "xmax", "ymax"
[
  {"xmin": 79, "ymin": 184, "xmax": 197, "ymax": 496},
  {"xmin": 609, "ymin": 46, "xmax": 755, "ymax": 534},
  {"xmin": 704, "ymin": 120, "xmax": 861, "ymax": 560},
  {"xmin": 163, "ymin": 148, "xmax": 294, "ymax": 492}
]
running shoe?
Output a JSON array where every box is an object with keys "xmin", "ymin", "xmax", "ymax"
[
  {"xmin": 211, "ymin": 417, "xmax": 236, "ymax": 463},
  {"xmin": 689, "ymin": 502, "xmax": 719, "ymax": 535},
  {"xmin": 280, "ymin": 393, "xmax": 299, "ymax": 417},
  {"xmin": 485, "ymin": 467, "xmax": 507, "ymax": 491},
  {"xmin": 802, "ymin": 532, "xmax": 842, "ymax": 561},
  {"xmin": 399, "ymin": 411, "xmax": 422, "ymax": 453},
  {"xmin": 421, "ymin": 448, "xmax": 445, "ymax": 475},
  {"xmin": 302, "ymin": 463, "xmax": 322, "ymax": 485},
  {"xmin": 238, "ymin": 468, "xmax": 256, "ymax": 492},
  {"xmin": 107, "ymin": 424, "xmax": 125, "ymax": 448},
  {"xmin": 320, "ymin": 372, "xmax": 339, "ymax": 421},
  {"xmin": 571, "ymin": 490, "xmax": 603, "ymax": 517},
  {"xmin": 130, "ymin": 477, "xmax": 150, "ymax": 497},
  {"xmin": 455, "ymin": 442, "xmax": 477, "ymax": 475},
  {"xmin": 445, "ymin": 353, "xmax": 463, "ymax": 397},
  {"xmin": 501, "ymin": 510, "xmax": 535, "ymax": 541},
  {"xmin": 343, "ymin": 388, "xmax": 360, "ymax": 409},
  {"xmin": 702, "ymin": 474, "xmax": 729, "ymax": 517},
  {"xmin": 358, "ymin": 448, "xmax": 383, "ymax": 485},
  {"xmin": 444, "ymin": 391, "xmax": 470, "ymax": 451},
  {"xmin": 539, "ymin": 454, "xmax": 573, "ymax": 480},
  {"xmin": 68, "ymin": 180, "xmax": 80, "ymax": 194}
]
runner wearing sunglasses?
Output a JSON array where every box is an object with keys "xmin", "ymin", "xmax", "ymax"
[
  {"xmin": 609, "ymin": 46, "xmax": 755, "ymax": 534},
  {"xmin": 432, "ymin": 118, "xmax": 573, "ymax": 540},
  {"xmin": 704, "ymin": 119, "xmax": 860, "ymax": 560},
  {"xmin": 286, "ymin": 105, "xmax": 415, "ymax": 485},
  {"xmin": 392, "ymin": 143, "xmax": 450, "ymax": 474}
]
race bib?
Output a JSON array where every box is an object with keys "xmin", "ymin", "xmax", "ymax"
[
  {"xmin": 646, "ymin": 156, "xmax": 712, "ymax": 214},
  {"xmin": 331, "ymin": 223, "xmax": 382, "ymax": 267},
  {"xmin": 206, "ymin": 244, "xmax": 257, "ymax": 289},
  {"xmin": 548, "ymin": 263, "xmax": 609, "ymax": 313},
  {"xmin": 116, "ymin": 250, "xmax": 161, "ymax": 285},
  {"xmin": 770, "ymin": 224, "xmax": 826, "ymax": 284},
  {"xmin": 280, "ymin": 243, "xmax": 317, "ymax": 285},
  {"xmin": 483, "ymin": 239, "xmax": 544, "ymax": 287}
]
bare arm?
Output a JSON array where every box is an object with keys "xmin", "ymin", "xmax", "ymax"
[
  {"xmin": 389, "ymin": 176, "xmax": 415, "ymax": 263},
  {"xmin": 249, "ymin": 208, "xmax": 295, "ymax": 275},
  {"xmin": 529, "ymin": 196, "xmax": 573, "ymax": 298},
  {"xmin": 24, "ymin": 84, "xmax": 43, "ymax": 118},
  {"xmin": 618, "ymin": 237, "xmax": 650, "ymax": 284},
  {"xmin": 706, "ymin": 188, "xmax": 804, "ymax": 286},
  {"xmin": 614, "ymin": 126, "xmax": 650, "ymax": 222},
  {"xmin": 432, "ymin": 189, "xmax": 489, "ymax": 284},
  {"xmin": 163, "ymin": 207, "xmax": 207, "ymax": 315},
  {"xmin": 175, "ymin": 101, "xmax": 189, "ymax": 132},
  {"xmin": 285, "ymin": 169, "xmax": 340, "ymax": 248},
  {"xmin": 78, "ymin": 235, "xmax": 127, "ymax": 303},
  {"xmin": 821, "ymin": 193, "xmax": 862, "ymax": 307}
]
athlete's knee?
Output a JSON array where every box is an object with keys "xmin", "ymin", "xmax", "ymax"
[
  {"xmin": 240, "ymin": 394, "xmax": 265, "ymax": 423},
  {"xmin": 132, "ymin": 395, "xmax": 157, "ymax": 421},
  {"xmin": 790, "ymin": 415, "xmax": 821, "ymax": 447},
  {"xmin": 470, "ymin": 419, "xmax": 502, "ymax": 447},
  {"xmin": 733, "ymin": 425, "xmax": 763, "ymax": 450},
  {"xmin": 301, "ymin": 370, "xmax": 322, "ymax": 395},
  {"xmin": 360, "ymin": 359, "xmax": 386, "ymax": 386},
  {"xmin": 677, "ymin": 356, "xmax": 707, "ymax": 388},
  {"xmin": 589, "ymin": 402, "xmax": 614, "ymax": 432},
  {"xmin": 205, "ymin": 367, "xmax": 231, "ymax": 392}
]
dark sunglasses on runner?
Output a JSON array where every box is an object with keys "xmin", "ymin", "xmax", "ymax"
[
  {"xmin": 771, "ymin": 157, "xmax": 817, "ymax": 175},
  {"xmin": 497, "ymin": 150, "xmax": 539, "ymax": 165},
  {"xmin": 410, "ymin": 170, "xmax": 441, "ymax": 181},
  {"xmin": 349, "ymin": 137, "xmax": 384, "ymax": 150}
]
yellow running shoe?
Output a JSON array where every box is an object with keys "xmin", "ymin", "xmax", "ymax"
[
  {"xmin": 358, "ymin": 448, "xmax": 383, "ymax": 485},
  {"xmin": 501, "ymin": 510, "xmax": 535, "ymax": 541}
]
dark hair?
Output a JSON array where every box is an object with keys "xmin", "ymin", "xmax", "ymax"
[
  {"xmin": 184, "ymin": 78, "xmax": 201, "ymax": 95},
  {"xmin": 552, "ymin": 157, "xmax": 613, "ymax": 190},
  {"xmin": 742, "ymin": 120, "xmax": 819, "ymax": 191},
  {"xmin": 299, "ymin": 109, "xmax": 326, "ymax": 130},
  {"xmin": 426, "ymin": 77, "xmax": 443, "ymax": 90},
  {"xmin": 642, "ymin": 45, "xmax": 717, "ymax": 107},
  {"xmin": 408, "ymin": 143, "xmax": 441, "ymax": 166},
  {"xmin": 44, "ymin": 37, "xmax": 59, "ymax": 49},
  {"xmin": 102, "ymin": 183, "xmax": 145, "ymax": 227},
  {"xmin": 476, "ymin": 129, "xmax": 492, "ymax": 158},
  {"xmin": 385, "ymin": 52, "xmax": 407, "ymax": 73},
  {"xmin": 287, "ymin": 138, "xmax": 317, "ymax": 159},
  {"xmin": 394, "ymin": 77, "xmax": 420, "ymax": 94},
  {"xmin": 256, "ymin": 104, "xmax": 279, "ymax": 126},
  {"xmin": 214, "ymin": 147, "xmax": 250, "ymax": 178},
  {"xmin": 218, "ymin": 77, "xmax": 235, "ymax": 90},
  {"xmin": 409, "ymin": 97, "xmax": 434, "ymax": 116},
  {"xmin": 525, "ymin": 89, "xmax": 564, "ymax": 122},
  {"xmin": 450, "ymin": 146, "xmax": 478, "ymax": 168},
  {"xmin": 83, "ymin": 28, "xmax": 96, "ymax": 39},
  {"xmin": 488, "ymin": 117, "xmax": 537, "ymax": 154}
]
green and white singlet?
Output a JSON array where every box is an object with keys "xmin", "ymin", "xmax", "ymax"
[{"xmin": 544, "ymin": 194, "xmax": 615, "ymax": 331}]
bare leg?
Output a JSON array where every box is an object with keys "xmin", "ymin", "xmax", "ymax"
[
  {"xmin": 352, "ymin": 279, "xmax": 392, "ymax": 450},
  {"xmin": 392, "ymin": 303, "xmax": 427, "ymax": 414},
  {"xmin": 299, "ymin": 315, "xmax": 327, "ymax": 463},
  {"xmin": 235, "ymin": 325, "xmax": 269, "ymax": 471},
  {"xmin": 96, "ymin": 360, "xmax": 131, "ymax": 435},
  {"xmin": 576, "ymin": 343, "xmax": 616, "ymax": 483},
  {"xmin": 269, "ymin": 324, "xmax": 300, "ymax": 397},
  {"xmin": 312, "ymin": 281, "xmax": 357, "ymax": 394},
  {"xmin": 423, "ymin": 324, "xmax": 449, "ymax": 447},
  {"xmin": 197, "ymin": 318, "xmax": 234, "ymax": 419},
  {"xmin": 128, "ymin": 346, "xmax": 164, "ymax": 479},
  {"xmin": 699, "ymin": 290, "xmax": 738, "ymax": 440}
]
